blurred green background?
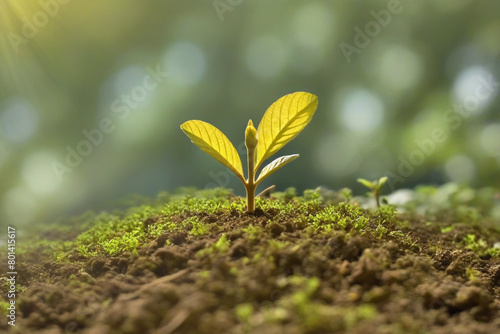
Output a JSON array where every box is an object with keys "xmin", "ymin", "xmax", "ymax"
[{"xmin": 0, "ymin": 0, "xmax": 499, "ymax": 228}]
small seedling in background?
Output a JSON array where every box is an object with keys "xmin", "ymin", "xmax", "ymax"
[
  {"xmin": 339, "ymin": 187, "xmax": 353, "ymax": 202},
  {"xmin": 181, "ymin": 92, "xmax": 318, "ymax": 213},
  {"xmin": 357, "ymin": 176, "xmax": 388, "ymax": 208}
]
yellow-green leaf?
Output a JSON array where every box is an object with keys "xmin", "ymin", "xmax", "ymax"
[
  {"xmin": 256, "ymin": 154, "xmax": 299, "ymax": 185},
  {"xmin": 255, "ymin": 92, "xmax": 318, "ymax": 171},
  {"xmin": 180, "ymin": 120, "xmax": 244, "ymax": 181},
  {"xmin": 375, "ymin": 176, "xmax": 388, "ymax": 191},
  {"xmin": 357, "ymin": 178, "xmax": 374, "ymax": 189},
  {"xmin": 378, "ymin": 176, "xmax": 388, "ymax": 186}
]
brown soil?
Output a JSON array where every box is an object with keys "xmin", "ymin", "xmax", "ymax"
[{"xmin": 2, "ymin": 203, "xmax": 500, "ymax": 334}]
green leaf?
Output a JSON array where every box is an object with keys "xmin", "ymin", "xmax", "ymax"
[
  {"xmin": 180, "ymin": 120, "xmax": 244, "ymax": 182},
  {"xmin": 256, "ymin": 154, "xmax": 299, "ymax": 185},
  {"xmin": 357, "ymin": 178, "xmax": 374, "ymax": 190},
  {"xmin": 255, "ymin": 92, "xmax": 318, "ymax": 171},
  {"xmin": 377, "ymin": 176, "xmax": 388, "ymax": 191}
]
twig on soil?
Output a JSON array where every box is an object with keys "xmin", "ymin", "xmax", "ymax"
[
  {"xmin": 256, "ymin": 185, "xmax": 276, "ymax": 198},
  {"xmin": 153, "ymin": 310, "xmax": 189, "ymax": 334},
  {"xmin": 119, "ymin": 268, "xmax": 191, "ymax": 301}
]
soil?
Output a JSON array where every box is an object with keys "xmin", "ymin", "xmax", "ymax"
[{"xmin": 1, "ymin": 188, "xmax": 500, "ymax": 334}]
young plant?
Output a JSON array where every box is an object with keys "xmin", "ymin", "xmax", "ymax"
[
  {"xmin": 181, "ymin": 92, "xmax": 318, "ymax": 213},
  {"xmin": 357, "ymin": 176, "xmax": 388, "ymax": 208}
]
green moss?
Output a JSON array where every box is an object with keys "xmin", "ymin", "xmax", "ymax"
[
  {"xmin": 461, "ymin": 234, "xmax": 500, "ymax": 258},
  {"xmin": 242, "ymin": 225, "xmax": 264, "ymax": 243},
  {"xmin": 266, "ymin": 239, "xmax": 290, "ymax": 251},
  {"xmin": 196, "ymin": 234, "xmax": 231, "ymax": 258},
  {"xmin": 462, "ymin": 234, "xmax": 486, "ymax": 252},
  {"xmin": 14, "ymin": 185, "xmax": 500, "ymax": 265},
  {"xmin": 0, "ymin": 300, "xmax": 10, "ymax": 316},
  {"xmin": 486, "ymin": 247, "xmax": 500, "ymax": 258},
  {"xmin": 31, "ymin": 189, "xmax": 239, "ymax": 258},
  {"xmin": 270, "ymin": 187, "xmax": 297, "ymax": 201},
  {"xmin": 441, "ymin": 225, "xmax": 455, "ymax": 233},
  {"xmin": 235, "ymin": 303, "xmax": 254, "ymax": 323},
  {"xmin": 308, "ymin": 202, "xmax": 369, "ymax": 233},
  {"xmin": 187, "ymin": 217, "xmax": 213, "ymax": 237},
  {"xmin": 260, "ymin": 275, "xmax": 378, "ymax": 331}
]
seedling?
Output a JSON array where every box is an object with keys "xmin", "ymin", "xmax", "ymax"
[
  {"xmin": 181, "ymin": 92, "xmax": 318, "ymax": 213},
  {"xmin": 357, "ymin": 176, "xmax": 388, "ymax": 208}
]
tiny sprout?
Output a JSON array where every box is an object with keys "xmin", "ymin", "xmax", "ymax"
[
  {"xmin": 357, "ymin": 176, "xmax": 388, "ymax": 208},
  {"xmin": 181, "ymin": 92, "xmax": 318, "ymax": 213},
  {"xmin": 339, "ymin": 187, "xmax": 353, "ymax": 202}
]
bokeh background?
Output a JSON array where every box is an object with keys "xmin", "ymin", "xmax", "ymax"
[{"xmin": 0, "ymin": 0, "xmax": 499, "ymax": 228}]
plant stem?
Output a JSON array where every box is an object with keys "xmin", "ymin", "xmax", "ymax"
[
  {"xmin": 375, "ymin": 191, "xmax": 380, "ymax": 209},
  {"xmin": 246, "ymin": 147, "xmax": 256, "ymax": 212}
]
